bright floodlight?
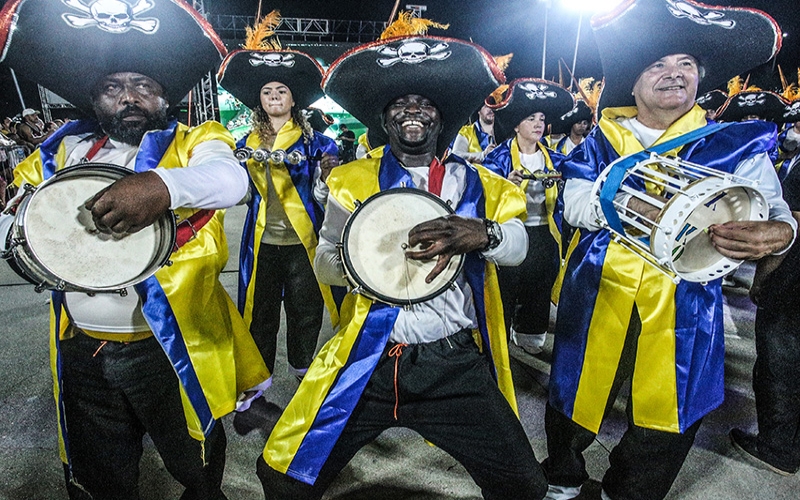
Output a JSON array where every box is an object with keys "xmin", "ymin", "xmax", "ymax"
[{"xmin": 561, "ymin": 0, "xmax": 626, "ymax": 11}]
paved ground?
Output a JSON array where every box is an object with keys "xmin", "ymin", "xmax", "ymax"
[{"xmin": 1, "ymin": 204, "xmax": 798, "ymax": 499}]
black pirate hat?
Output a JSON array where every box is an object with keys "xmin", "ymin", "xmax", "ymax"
[
  {"xmin": 322, "ymin": 36, "xmax": 505, "ymax": 156},
  {"xmin": 217, "ymin": 49, "xmax": 325, "ymax": 112},
  {"xmin": 716, "ymin": 89, "xmax": 789, "ymax": 123},
  {"xmin": 0, "ymin": 0, "xmax": 227, "ymax": 114},
  {"xmin": 592, "ymin": 0, "xmax": 781, "ymax": 111},
  {"xmin": 695, "ymin": 89, "xmax": 728, "ymax": 112},
  {"xmin": 550, "ymin": 99, "xmax": 594, "ymax": 136},
  {"xmin": 489, "ymin": 78, "xmax": 575, "ymax": 142}
]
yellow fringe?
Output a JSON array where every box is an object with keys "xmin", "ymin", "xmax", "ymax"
[{"xmin": 380, "ymin": 11, "xmax": 449, "ymax": 40}]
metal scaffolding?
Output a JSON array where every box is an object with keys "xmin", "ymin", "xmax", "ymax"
[
  {"xmin": 189, "ymin": 0, "xmax": 219, "ymax": 125},
  {"xmin": 209, "ymin": 15, "xmax": 386, "ymax": 44}
]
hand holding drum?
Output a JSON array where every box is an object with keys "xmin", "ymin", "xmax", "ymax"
[
  {"xmin": 406, "ymin": 215, "xmax": 488, "ymax": 283},
  {"xmin": 85, "ymin": 170, "xmax": 171, "ymax": 234}
]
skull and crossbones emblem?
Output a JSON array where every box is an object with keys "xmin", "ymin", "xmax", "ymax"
[
  {"xmin": 61, "ymin": 0, "xmax": 159, "ymax": 35},
  {"xmin": 375, "ymin": 41, "xmax": 451, "ymax": 68},
  {"xmin": 784, "ymin": 102, "xmax": 800, "ymax": 119},
  {"xmin": 519, "ymin": 83, "xmax": 558, "ymax": 100},
  {"xmin": 666, "ymin": 0, "xmax": 735, "ymax": 29},
  {"xmin": 738, "ymin": 93, "xmax": 766, "ymax": 107},
  {"xmin": 249, "ymin": 53, "xmax": 296, "ymax": 68}
]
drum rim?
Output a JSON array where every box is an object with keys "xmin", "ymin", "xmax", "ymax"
[
  {"xmin": 340, "ymin": 187, "xmax": 465, "ymax": 306},
  {"xmin": 652, "ymin": 179, "xmax": 767, "ymax": 282},
  {"xmin": 15, "ymin": 163, "xmax": 177, "ymax": 292}
]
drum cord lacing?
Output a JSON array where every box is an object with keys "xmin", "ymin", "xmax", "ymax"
[{"xmin": 387, "ymin": 343, "xmax": 408, "ymax": 420}]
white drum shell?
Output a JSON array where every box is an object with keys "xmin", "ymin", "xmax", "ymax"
[
  {"xmin": 8, "ymin": 164, "xmax": 176, "ymax": 292},
  {"xmin": 340, "ymin": 188, "xmax": 464, "ymax": 306},
  {"xmin": 591, "ymin": 154, "xmax": 769, "ymax": 283}
]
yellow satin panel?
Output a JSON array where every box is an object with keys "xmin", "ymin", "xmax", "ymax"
[
  {"xmin": 631, "ymin": 265, "xmax": 679, "ymax": 432},
  {"xmin": 243, "ymin": 123, "xmax": 340, "ymax": 328},
  {"xmin": 475, "ymin": 165, "xmax": 527, "ymax": 410},
  {"xmin": 457, "ymin": 123, "xmax": 484, "ymax": 154},
  {"xmin": 263, "ymin": 294, "xmax": 373, "ymax": 471},
  {"xmin": 50, "ymin": 303, "xmax": 68, "ymax": 464},
  {"xmin": 551, "ymin": 225, "xmax": 581, "ymax": 306}
]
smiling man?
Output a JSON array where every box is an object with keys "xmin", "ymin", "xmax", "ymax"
[
  {"xmin": 254, "ymin": 34, "xmax": 549, "ymax": 500},
  {"xmin": 542, "ymin": 2, "xmax": 796, "ymax": 500},
  {"xmin": 0, "ymin": 1, "xmax": 268, "ymax": 499}
]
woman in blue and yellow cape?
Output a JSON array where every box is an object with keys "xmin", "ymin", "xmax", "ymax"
[{"xmin": 217, "ymin": 13, "xmax": 342, "ymax": 382}]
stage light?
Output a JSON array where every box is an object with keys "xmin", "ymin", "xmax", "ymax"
[{"xmin": 561, "ymin": 0, "xmax": 626, "ymax": 12}]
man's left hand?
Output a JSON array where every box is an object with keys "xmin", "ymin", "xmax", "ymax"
[
  {"xmin": 406, "ymin": 215, "xmax": 488, "ymax": 283},
  {"xmin": 320, "ymin": 153, "xmax": 339, "ymax": 181},
  {"xmin": 85, "ymin": 170, "xmax": 171, "ymax": 234},
  {"xmin": 708, "ymin": 220, "xmax": 794, "ymax": 260}
]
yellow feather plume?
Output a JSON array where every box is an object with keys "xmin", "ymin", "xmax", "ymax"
[
  {"xmin": 243, "ymin": 10, "xmax": 282, "ymax": 51},
  {"xmin": 380, "ymin": 11, "xmax": 449, "ymax": 40},
  {"xmin": 493, "ymin": 53, "xmax": 513, "ymax": 72},
  {"xmin": 727, "ymin": 76, "xmax": 744, "ymax": 96}
]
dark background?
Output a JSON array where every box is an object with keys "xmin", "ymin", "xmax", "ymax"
[{"xmin": 0, "ymin": 0, "xmax": 797, "ymax": 119}]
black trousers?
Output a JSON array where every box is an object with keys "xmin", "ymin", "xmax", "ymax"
[
  {"xmin": 497, "ymin": 224, "xmax": 558, "ymax": 335},
  {"xmin": 257, "ymin": 329, "xmax": 548, "ymax": 500},
  {"xmin": 543, "ymin": 310, "xmax": 701, "ymax": 500},
  {"xmin": 250, "ymin": 243, "xmax": 324, "ymax": 374},
  {"xmin": 60, "ymin": 333, "xmax": 227, "ymax": 500},
  {"xmin": 752, "ymin": 305, "xmax": 800, "ymax": 472}
]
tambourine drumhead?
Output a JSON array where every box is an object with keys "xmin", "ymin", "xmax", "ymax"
[
  {"xmin": 12, "ymin": 163, "xmax": 176, "ymax": 292},
  {"xmin": 652, "ymin": 178, "xmax": 766, "ymax": 282},
  {"xmin": 341, "ymin": 188, "xmax": 464, "ymax": 305}
]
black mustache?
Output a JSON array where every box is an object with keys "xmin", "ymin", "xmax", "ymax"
[{"xmin": 116, "ymin": 106, "xmax": 147, "ymax": 120}]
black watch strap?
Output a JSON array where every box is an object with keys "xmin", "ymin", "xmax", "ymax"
[{"xmin": 483, "ymin": 218, "xmax": 503, "ymax": 251}]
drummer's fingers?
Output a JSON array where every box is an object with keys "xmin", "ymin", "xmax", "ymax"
[
  {"xmin": 405, "ymin": 241, "xmax": 444, "ymax": 260},
  {"xmin": 424, "ymin": 254, "xmax": 453, "ymax": 283},
  {"xmin": 84, "ymin": 185, "xmax": 112, "ymax": 211}
]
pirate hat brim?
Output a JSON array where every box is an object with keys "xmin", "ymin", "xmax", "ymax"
[
  {"xmin": 592, "ymin": 0, "xmax": 781, "ymax": 111},
  {"xmin": 0, "ymin": 0, "xmax": 226, "ymax": 113},
  {"xmin": 695, "ymin": 89, "xmax": 728, "ymax": 112},
  {"xmin": 716, "ymin": 90, "xmax": 789, "ymax": 123},
  {"xmin": 489, "ymin": 78, "xmax": 575, "ymax": 142},
  {"xmin": 217, "ymin": 49, "xmax": 325, "ymax": 111},
  {"xmin": 322, "ymin": 36, "xmax": 505, "ymax": 157},
  {"xmin": 550, "ymin": 100, "xmax": 594, "ymax": 136}
]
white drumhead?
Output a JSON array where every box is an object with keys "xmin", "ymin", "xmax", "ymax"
[
  {"xmin": 23, "ymin": 173, "xmax": 163, "ymax": 289},
  {"xmin": 653, "ymin": 178, "xmax": 767, "ymax": 282},
  {"xmin": 342, "ymin": 189, "xmax": 463, "ymax": 305}
]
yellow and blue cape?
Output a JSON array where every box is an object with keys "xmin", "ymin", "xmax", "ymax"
[
  {"xmin": 16, "ymin": 119, "xmax": 269, "ymax": 467},
  {"xmin": 237, "ymin": 120, "xmax": 343, "ymax": 332},
  {"xmin": 262, "ymin": 148, "xmax": 526, "ymax": 484},
  {"xmin": 551, "ymin": 106, "xmax": 777, "ymax": 434}
]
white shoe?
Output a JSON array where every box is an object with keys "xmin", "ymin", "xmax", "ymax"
[
  {"xmin": 544, "ymin": 484, "xmax": 581, "ymax": 500},
  {"xmin": 511, "ymin": 329, "xmax": 546, "ymax": 355}
]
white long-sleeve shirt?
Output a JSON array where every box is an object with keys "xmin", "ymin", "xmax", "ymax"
[{"xmin": 314, "ymin": 160, "xmax": 527, "ymax": 344}]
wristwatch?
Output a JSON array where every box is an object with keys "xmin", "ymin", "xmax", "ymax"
[{"xmin": 482, "ymin": 218, "xmax": 503, "ymax": 251}]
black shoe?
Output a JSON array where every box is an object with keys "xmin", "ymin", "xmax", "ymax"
[
  {"xmin": 729, "ymin": 428, "xmax": 798, "ymax": 476},
  {"xmin": 233, "ymin": 397, "xmax": 283, "ymax": 436}
]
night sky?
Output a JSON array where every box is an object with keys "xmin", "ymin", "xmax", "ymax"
[{"xmin": 0, "ymin": 0, "xmax": 798, "ymax": 117}]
